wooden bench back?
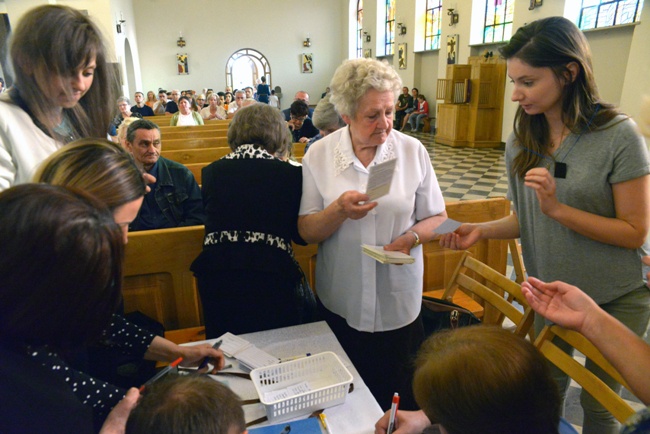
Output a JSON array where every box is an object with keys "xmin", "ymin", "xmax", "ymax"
[
  {"xmin": 162, "ymin": 129, "xmax": 228, "ymax": 140},
  {"xmin": 161, "ymin": 147, "xmax": 230, "ymax": 165},
  {"xmin": 123, "ymin": 197, "xmax": 510, "ymax": 331},
  {"xmin": 162, "ymin": 137, "xmax": 229, "ymax": 150},
  {"xmin": 123, "ymin": 225, "xmax": 318, "ymax": 330},
  {"xmin": 144, "ymin": 117, "xmax": 230, "ymax": 128}
]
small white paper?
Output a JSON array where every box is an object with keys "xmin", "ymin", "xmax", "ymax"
[
  {"xmin": 434, "ymin": 218, "xmax": 463, "ymax": 234},
  {"xmin": 366, "ymin": 158, "xmax": 397, "ymax": 201},
  {"xmin": 217, "ymin": 332, "xmax": 252, "ymax": 357},
  {"xmin": 263, "ymin": 381, "xmax": 312, "ymax": 403}
]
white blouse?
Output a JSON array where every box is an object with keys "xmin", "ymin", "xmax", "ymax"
[
  {"xmin": 299, "ymin": 126, "xmax": 445, "ymax": 332},
  {"xmin": 0, "ymin": 94, "xmax": 63, "ymax": 191}
]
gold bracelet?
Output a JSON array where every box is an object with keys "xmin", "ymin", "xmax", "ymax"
[{"xmin": 406, "ymin": 230, "xmax": 420, "ymax": 247}]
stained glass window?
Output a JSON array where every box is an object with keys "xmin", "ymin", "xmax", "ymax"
[
  {"xmin": 424, "ymin": 0, "xmax": 442, "ymax": 50},
  {"xmin": 483, "ymin": 0, "xmax": 514, "ymax": 43},
  {"xmin": 385, "ymin": 0, "xmax": 396, "ymax": 55},
  {"xmin": 578, "ymin": 0, "xmax": 642, "ymax": 30},
  {"xmin": 357, "ymin": 0, "xmax": 364, "ymax": 58}
]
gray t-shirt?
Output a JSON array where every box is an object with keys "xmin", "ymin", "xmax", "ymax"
[{"xmin": 506, "ymin": 115, "xmax": 650, "ymax": 304}]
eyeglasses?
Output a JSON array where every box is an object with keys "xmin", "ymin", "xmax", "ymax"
[{"xmin": 290, "ymin": 115, "xmax": 307, "ymax": 122}]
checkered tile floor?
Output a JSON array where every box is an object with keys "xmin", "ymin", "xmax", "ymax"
[
  {"xmin": 406, "ymin": 130, "xmax": 647, "ymax": 433},
  {"xmin": 407, "ymin": 130, "xmax": 509, "ymax": 201}
]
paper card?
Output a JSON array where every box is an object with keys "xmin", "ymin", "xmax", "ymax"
[
  {"xmin": 366, "ymin": 158, "xmax": 397, "ymax": 201},
  {"xmin": 217, "ymin": 332, "xmax": 252, "ymax": 357},
  {"xmin": 262, "ymin": 381, "xmax": 312, "ymax": 403},
  {"xmin": 434, "ymin": 218, "xmax": 462, "ymax": 234}
]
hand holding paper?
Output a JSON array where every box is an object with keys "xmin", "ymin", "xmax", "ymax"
[{"xmin": 365, "ymin": 159, "xmax": 397, "ymax": 201}]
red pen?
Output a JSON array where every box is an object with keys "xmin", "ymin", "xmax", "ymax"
[
  {"xmin": 387, "ymin": 392, "xmax": 399, "ymax": 434},
  {"xmin": 139, "ymin": 357, "xmax": 183, "ymax": 392}
]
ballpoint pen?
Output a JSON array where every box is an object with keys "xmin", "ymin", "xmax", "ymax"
[
  {"xmin": 198, "ymin": 339, "xmax": 223, "ymax": 370},
  {"xmin": 319, "ymin": 413, "xmax": 334, "ymax": 434},
  {"xmin": 387, "ymin": 392, "xmax": 399, "ymax": 434},
  {"xmin": 139, "ymin": 356, "xmax": 183, "ymax": 392}
]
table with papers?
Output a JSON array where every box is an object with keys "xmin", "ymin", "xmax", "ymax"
[{"xmin": 185, "ymin": 321, "xmax": 383, "ymax": 434}]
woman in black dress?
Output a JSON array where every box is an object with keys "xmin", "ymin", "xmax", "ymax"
[{"xmin": 192, "ymin": 103, "xmax": 309, "ymax": 338}]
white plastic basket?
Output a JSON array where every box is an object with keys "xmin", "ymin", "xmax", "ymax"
[{"xmin": 250, "ymin": 351, "xmax": 353, "ymax": 422}]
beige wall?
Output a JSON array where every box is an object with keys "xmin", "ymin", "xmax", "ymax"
[{"xmin": 131, "ymin": 0, "xmax": 346, "ymax": 107}]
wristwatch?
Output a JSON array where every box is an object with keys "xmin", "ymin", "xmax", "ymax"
[{"xmin": 406, "ymin": 230, "xmax": 421, "ymax": 248}]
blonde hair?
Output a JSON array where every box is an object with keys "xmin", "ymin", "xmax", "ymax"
[
  {"xmin": 34, "ymin": 138, "xmax": 146, "ymax": 210},
  {"xmin": 117, "ymin": 117, "xmax": 141, "ymax": 147}
]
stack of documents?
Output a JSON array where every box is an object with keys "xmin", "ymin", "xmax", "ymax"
[
  {"xmin": 361, "ymin": 245, "xmax": 415, "ymax": 264},
  {"xmin": 218, "ymin": 332, "xmax": 279, "ymax": 371}
]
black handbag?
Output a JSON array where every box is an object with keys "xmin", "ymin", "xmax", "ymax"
[
  {"xmin": 421, "ymin": 295, "xmax": 481, "ymax": 336},
  {"xmin": 292, "ymin": 258, "xmax": 319, "ymax": 324}
]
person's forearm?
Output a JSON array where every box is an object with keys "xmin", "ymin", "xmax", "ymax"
[
  {"xmin": 410, "ymin": 211, "xmax": 448, "ymax": 243},
  {"xmin": 143, "ymin": 336, "xmax": 182, "ymax": 362},
  {"xmin": 580, "ymin": 308, "xmax": 650, "ymax": 404},
  {"xmin": 475, "ymin": 213, "xmax": 521, "ymax": 240},
  {"xmin": 298, "ymin": 203, "xmax": 348, "ymax": 244}
]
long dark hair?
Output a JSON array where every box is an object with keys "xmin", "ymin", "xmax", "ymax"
[
  {"xmin": 499, "ymin": 16, "xmax": 620, "ymax": 178},
  {"xmin": 0, "ymin": 184, "xmax": 124, "ymax": 349},
  {"xmin": 9, "ymin": 5, "xmax": 118, "ymax": 141}
]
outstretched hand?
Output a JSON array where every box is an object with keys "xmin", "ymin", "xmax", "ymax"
[
  {"xmin": 438, "ymin": 223, "xmax": 481, "ymax": 250},
  {"xmin": 521, "ymin": 276, "xmax": 600, "ymax": 332}
]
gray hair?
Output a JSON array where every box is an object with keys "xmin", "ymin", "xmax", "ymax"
[
  {"xmin": 313, "ymin": 95, "xmax": 345, "ymax": 131},
  {"xmin": 126, "ymin": 119, "xmax": 161, "ymax": 144},
  {"xmin": 329, "ymin": 58, "xmax": 402, "ymax": 118},
  {"xmin": 227, "ymin": 103, "xmax": 290, "ymax": 155},
  {"xmin": 117, "ymin": 96, "xmax": 130, "ymax": 105}
]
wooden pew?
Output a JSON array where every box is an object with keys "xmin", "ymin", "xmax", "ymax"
[
  {"xmin": 145, "ymin": 117, "xmax": 231, "ymax": 128},
  {"xmin": 123, "ymin": 225, "xmax": 318, "ymax": 330},
  {"xmin": 123, "ymin": 198, "xmax": 511, "ymax": 333},
  {"xmin": 185, "ymin": 162, "xmax": 209, "ymax": 185},
  {"xmin": 162, "ymin": 137, "xmax": 229, "ymax": 150},
  {"xmin": 161, "ymin": 147, "xmax": 230, "ymax": 165},
  {"xmin": 162, "ymin": 129, "xmax": 228, "ymax": 140}
]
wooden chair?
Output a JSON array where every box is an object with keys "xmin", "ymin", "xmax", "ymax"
[
  {"xmin": 508, "ymin": 238, "xmax": 526, "ymax": 284},
  {"xmin": 422, "ymin": 197, "xmax": 511, "ymax": 319},
  {"xmin": 439, "ymin": 251, "xmax": 534, "ymax": 337},
  {"xmin": 535, "ymin": 325, "xmax": 637, "ymax": 423}
]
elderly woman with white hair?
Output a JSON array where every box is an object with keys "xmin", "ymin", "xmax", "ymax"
[
  {"xmin": 305, "ymin": 95, "xmax": 347, "ymax": 153},
  {"xmin": 110, "ymin": 96, "xmax": 142, "ymax": 140},
  {"xmin": 298, "ymin": 58, "xmax": 447, "ymax": 411}
]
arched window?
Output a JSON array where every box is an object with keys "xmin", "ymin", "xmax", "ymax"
[
  {"xmin": 424, "ymin": 0, "xmax": 442, "ymax": 50},
  {"xmin": 385, "ymin": 0, "xmax": 396, "ymax": 55},
  {"xmin": 357, "ymin": 0, "xmax": 364, "ymax": 58},
  {"xmin": 225, "ymin": 48, "xmax": 271, "ymax": 92},
  {"xmin": 483, "ymin": 0, "xmax": 514, "ymax": 43},
  {"xmin": 578, "ymin": 0, "xmax": 643, "ymax": 30}
]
